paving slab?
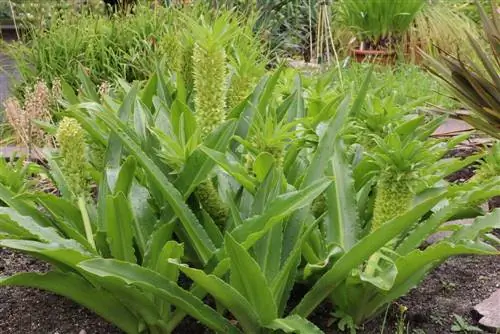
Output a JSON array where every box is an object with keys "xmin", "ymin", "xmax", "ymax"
[{"xmin": 474, "ymin": 289, "xmax": 500, "ymax": 330}]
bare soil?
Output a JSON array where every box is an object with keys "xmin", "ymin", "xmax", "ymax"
[{"xmin": 1, "ymin": 248, "xmax": 499, "ymax": 333}]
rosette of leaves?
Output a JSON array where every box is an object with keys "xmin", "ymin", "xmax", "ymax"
[
  {"xmin": 0, "ymin": 65, "xmax": 338, "ymax": 333},
  {"xmin": 0, "ymin": 65, "xmax": 499, "ymax": 334}
]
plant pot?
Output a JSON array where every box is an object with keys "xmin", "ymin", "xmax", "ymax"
[{"xmin": 350, "ymin": 48, "xmax": 396, "ymax": 65}]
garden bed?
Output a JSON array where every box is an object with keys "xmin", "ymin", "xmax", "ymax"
[
  {"xmin": 1, "ymin": 156, "xmax": 498, "ymax": 334},
  {"xmin": 1, "ymin": 248, "xmax": 499, "ymax": 333}
]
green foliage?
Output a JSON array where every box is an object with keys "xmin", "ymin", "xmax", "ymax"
[
  {"xmin": 404, "ymin": 1, "xmax": 483, "ymax": 62},
  {"xmin": 337, "ymin": 0, "xmax": 425, "ymax": 49},
  {"xmin": 4, "ymin": 3, "xmax": 266, "ymax": 109},
  {"xmin": 0, "ymin": 58, "xmax": 499, "ymax": 334},
  {"xmin": 450, "ymin": 314, "xmax": 483, "ymax": 332},
  {"xmin": 424, "ymin": 0, "xmax": 500, "ymax": 138}
]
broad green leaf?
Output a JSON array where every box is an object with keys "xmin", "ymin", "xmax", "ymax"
[
  {"xmin": 232, "ymin": 178, "xmax": 332, "ymax": 245},
  {"xmin": 105, "ymin": 84, "xmax": 139, "ymax": 168},
  {"xmin": 449, "ymin": 208, "xmax": 500, "ymax": 242},
  {"xmin": 272, "ymin": 217, "xmax": 318, "ymax": 316},
  {"xmin": 46, "ymin": 154, "xmax": 72, "ymax": 199},
  {"xmin": 105, "ymin": 193, "xmax": 137, "ymax": 263},
  {"xmin": 253, "ymin": 152, "xmax": 275, "ymax": 183},
  {"xmin": 0, "ymin": 184, "xmax": 52, "ymax": 227},
  {"xmin": 17, "ymin": 193, "xmax": 90, "ymax": 249},
  {"xmin": 0, "ymin": 208, "xmax": 85, "ymax": 249},
  {"xmin": 133, "ymin": 99, "xmax": 152, "ymax": 143},
  {"xmin": 155, "ymin": 241, "xmax": 184, "ymax": 319},
  {"xmin": 325, "ymin": 140, "xmax": 360, "ymax": 251},
  {"xmin": 398, "ymin": 183, "xmax": 500, "ymax": 255},
  {"xmin": 364, "ymin": 241, "xmax": 498, "ymax": 318},
  {"xmin": 199, "ymin": 210, "xmax": 224, "ymax": 248},
  {"xmin": 128, "ymin": 182, "xmax": 157, "ymax": 257},
  {"xmin": 232, "ymin": 75, "xmax": 268, "ymax": 142},
  {"xmin": 301, "ymin": 95, "xmax": 351, "ymax": 188},
  {"xmin": 225, "ymin": 234, "xmax": 278, "ymax": 324},
  {"xmin": 113, "ymin": 156, "xmax": 137, "ymax": 196},
  {"xmin": 360, "ymin": 251, "xmax": 398, "ymax": 291},
  {"xmin": 77, "ymin": 66, "xmax": 100, "ymax": 102},
  {"xmin": 0, "ymin": 239, "xmax": 92, "ymax": 268},
  {"xmin": 257, "ymin": 67, "xmax": 284, "ymax": 114},
  {"xmin": 141, "ymin": 73, "xmax": 158, "ymax": 110},
  {"xmin": 60, "ymin": 79, "xmax": 79, "ymax": 105},
  {"xmin": 293, "ymin": 188, "xmax": 447, "ymax": 317},
  {"xmin": 156, "ymin": 241, "xmax": 184, "ymax": 281},
  {"xmin": 252, "ymin": 167, "xmax": 283, "ymax": 282},
  {"xmin": 266, "ymin": 315, "xmax": 324, "ymax": 334},
  {"xmin": 0, "ymin": 271, "xmax": 140, "ymax": 334},
  {"xmin": 96, "ymin": 282, "xmax": 167, "ymax": 332},
  {"xmin": 94, "ymin": 110, "xmax": 215, "ymax": 264},
  {"xmin": 350, "ymin": 66, "xmax": 373, "ymax": 117},
  {"xmin": 143, "ymin": 221, "xmax": 175, "ymax": 269},
  {"xmin": 78, "ymin": 259, "xmax": 240, "ymax": 333},
  {"xmin": 176, "ymin": 262, "xmax": 261, "ymax": 333},
  {"xmin": 175, "ymin": 120, "xmax": 237, "ymax": 198},
  {"xmin": 200, "ymin": 146, "xmax": 257, "ymax": 194}
]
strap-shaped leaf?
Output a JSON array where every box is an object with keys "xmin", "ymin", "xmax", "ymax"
[
  {"xmin": 272, "ymin": 217, "xmax": 318, "ymax": 316},
  {"xmin": 225, "ymin": 234, "xmax": 278, "ymax": 324},
  {"xmin": 398, "ymin": 182, "xmax": 500, "ymax": 255},
  {"xmin": 0, "ymin": 271, "xmax": 140, "ymax": 334},
  {"xmin": 252, "ymin": 167, "xmax": 283, "ymax": 282},
  {"xmin": 364, "ymin": 240, "xmax": 498, "ymax": 318},
  {"xmin": 0, "ymin": 239, "xmax": 91, "ymax": 268},
  {"xmin": 0, "ymin": 184, "xmax": 52, "ymax": 227},
  {"xmin": 78, "ymin": 259, "xmax": 240, "ymax": 333},
  {"xmin": 105, "ymin": 193, "xmax": 137, "ymax": 263},
  {"xmin": 301, "ymin": 95, "xmax": 351, "ymax": 188},
  {"xmin": 154, "ymin": 241, "xmax": 184, "ymax": 320},
  {"xmin": 175, "ymin": 120, "xmax": 237, "ymax": 198},
  {"xmin": 293, "ymin": 188, "xmax": 447, "ymax": 317},
  {"xmin": 143, "ymin": 221, "xmax": 175, "ymax": 269},
  {"xmin": 94, "ymin": 110, "xmax": 215, "ymax": 264},
  {"xmin": 175, "ymin": 262, "xmax": 261, "ymax": 333},
  {"xmin": 200, "ymin": 147, "xmax": 257, "ymax": 194},
  {"xmin": 111, "ymin": 156, "xmax": 137, "ymax": 196},
  {"xmin": 265, "ymin": 315, "xmax": 324, "ymax": 334},
  {"xmin": 106, "ymin": 84, "xmax": 139, "ymax": 168},
  {"xmin": 449, "ymin": 208, "xmax": 500, "ymax": 242},
  {"xmin": 15, "ymin": 193, "xmax": 89, "ymax": 248},
  {"xmin": 325, "ymin": 140, "xmax": 360, "ymax": 251},
  {"xmin": 0, "ymin": 207, "xmax": 86, "ymax": 251},
  {"xmin": 231, "ymin": 178, "xmax": 332, "ymax": 245}
]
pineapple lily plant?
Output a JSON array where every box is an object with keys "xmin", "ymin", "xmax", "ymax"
[{"xmin": 0, "ymin": 25, "xmax": 499, "ymax": 334}]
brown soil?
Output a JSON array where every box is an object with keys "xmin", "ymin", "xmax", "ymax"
[
  {"xmin": 2, "ymin": 248, "xmax": 498, "ymax": 334},
  {"xmin": 0, "ymin": 248, "xmax": 120, "ymax": 334}
]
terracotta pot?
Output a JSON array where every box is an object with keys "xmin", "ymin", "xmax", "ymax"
[{"xmin": 350, "ymin": 48, "xmax": 397, "ymax": 65}]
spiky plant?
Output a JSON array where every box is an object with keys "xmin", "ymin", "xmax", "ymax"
[{"xmin": 424, "ymin": 0, "xmax": 500, "ymax": 139}]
